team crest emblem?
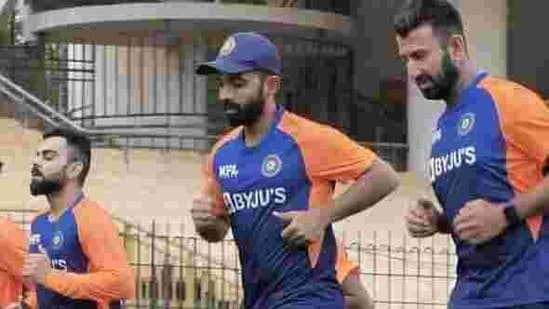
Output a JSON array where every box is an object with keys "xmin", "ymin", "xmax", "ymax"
[
  {"xmin": 261, "ymin": 154, "xmax": 282, "ymax": 178},
  {"xmin": 458, "ymin": 113, "xmax": 475, "ymax": 136},
  {"xmin": 219, "ymin": 36, "xmax": 236, "ymax": 57},
  {"xmin": 51, "ymin": 230, "xmax": 64, "ymax": 250}
]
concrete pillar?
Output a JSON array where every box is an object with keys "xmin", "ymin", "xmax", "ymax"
[{"xmin": 461, "ymin": 0, "xmax": 507, "ymax": 78}]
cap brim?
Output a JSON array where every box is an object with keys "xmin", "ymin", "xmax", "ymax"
[{"xmin": 195, "ymin": 58, "xmax": 255, "ymax": 75}]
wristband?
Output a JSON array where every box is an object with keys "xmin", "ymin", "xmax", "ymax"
[
  {"xmin": 435, "ymin": 213, "xmax": 451, "ymax": 234},
  {"xmin": 502, "ymin": 201, "xmax": 521, "ymax": 228}
]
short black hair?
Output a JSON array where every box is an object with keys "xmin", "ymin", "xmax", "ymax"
[
  {"xmin": 43, "ymin": 127, "xmax": 91, "ymax": 186},
  {"xmin": 394, "ymin": 0, "xmax": 464, "ymax": 42}
]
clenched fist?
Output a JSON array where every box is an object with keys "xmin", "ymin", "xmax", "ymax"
[
  {"xmin": 190, "ymin": 194, "xmax": 229, "ymax": 242},
  {"xmin": 23, "ymin": 245, "xmax": 52, "ymax": 285},
  {"xmin": 404, "ymin": 198, "xmax": 444, "ymax": 238}
]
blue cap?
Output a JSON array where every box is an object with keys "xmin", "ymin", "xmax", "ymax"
[{"xmin": 196, "ymin": 32, "xmax": 281, "ymax": 75}]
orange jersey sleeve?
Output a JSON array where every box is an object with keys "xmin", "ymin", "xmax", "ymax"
[
  {"xmin": 497, "ymin": 90, "xmax": 549, "ymax": 169},
  {"xmin": 282, "ymin": 115, "xmax": 377, "ymax": 183},
  {"xmin": 203, "ymin": 127, "xmax": 243, "ymax": 217},
  {"xmin": 481, "ymin": 78, "xmax": 549, "ymax": 237},
  {"xmin": 0, "ymin": 218, "xmax": 27, "ymax": 306},
  {"xmin": 285, "ymin": 115, "xmax": 377, "ymax": 182},
  {"xmin": 42, "ymin": 200, "xmax": 135, "ymax": 302},
  {"xmin": 278, "ymin": 112, "xmax": 378, "ymax": 268},
  {"xmin": 481, "ymin": 79, "xmax": 549, "ymax": 186},
  {"xmin": 279, "ymin": 112, "xmax": 378, "ymax": 207},
  {"xmin": 203, "ymin": 152, "xmax": 229, "ymax": 217},
  {"xmin": 335, "ymin": 242, "xmax": 359, "ymax": 285}
]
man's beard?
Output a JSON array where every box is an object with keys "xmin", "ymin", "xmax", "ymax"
[
  {"xmin": 416, "ymin": 50, "xmax": 459, "ymax": 101},
  {"xmin": 30, "ymin": 168, "xmax": 65, "ymax": 196},
  {"xmin": 223, "ymin": 88, "xmax": 265, "ymax": 127}
]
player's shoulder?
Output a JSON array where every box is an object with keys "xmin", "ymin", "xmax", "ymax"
[
  {"xmin": 29, "ymin": 209, "xmax": 50, "ymax": 225},
  {"xmin": 0, "ymin": 217, "xmax": 26, "ymax": 249},
  {"xmin": 278, "ymin": 110, "xmax": 343, "ymax": 142},
  {"xmin": 0, "ymin": 217, "xmax": 23, "ymax": 235},
  {"xmin": 73, "ymin": 197, "xmax": 114, "ymax": 224},
  {"xmin": 478, "ymin": 75, "xmax": 527, "ymax": 91},
  {"xmin": 210, "ymin": 126, "xmax": 243, "ymax": 155},
  {"xmin": 478, "ymin": 76, "xmax": 543, "ymax": 106}
]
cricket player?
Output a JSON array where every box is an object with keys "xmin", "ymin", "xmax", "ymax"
[
  {"xmin": 191, "ymin": 32, "xmax": 399, "ymax": 308},
  {"xmin": 395, "ymin": 1, "xmax": 549, "ymax": 308},
  {"xmin": 7, "ymin": 128, "xmax": 135, "ymax": 308},
  {"xmin": 0, "ymin": 218, "xmax": 27, "ymax": 307}
]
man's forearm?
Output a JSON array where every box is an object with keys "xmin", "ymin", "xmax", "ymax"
[
  {"xmin": 328, "ymin": 159, "xmax": 399, "ymax": 224},
  {"xmin": 513, "ymin": 175, "xmax": 549, "ymax": 219},
  {"xmin": 43, "ymin": 268, "xmax": 134, "ymax": 301},
  {"xmin": 344, "ymin": 296, "xmax": 368, "ymax": 309}
]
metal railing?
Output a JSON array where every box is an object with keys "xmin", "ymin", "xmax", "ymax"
[
  {"xmin": 0, "ymin": 72, "xmax": 217, "ymax": 150},
  {"xmin": 1, "ymin": 208, "xmax": 457, "ymax": 308}
]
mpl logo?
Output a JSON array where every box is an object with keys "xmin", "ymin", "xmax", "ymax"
[
  {"xmin": 29, "ymin": 234, "xmax": 41, "ymax": 246},
  {"xmin": 218, "ymin": 164, "xmax": 239, "ymax": 179}
]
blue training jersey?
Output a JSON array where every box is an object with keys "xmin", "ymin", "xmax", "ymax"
[
  {"xmin": 204, "ymin": 105, "xmax": 378, "ymax": 309},
  {"xmin": 429, "ymin": 72, "xmax": 549, "ymax": 308},
  {"xmin": 29, "ymin": 194, "xmax": 133, "ymax": 308}
]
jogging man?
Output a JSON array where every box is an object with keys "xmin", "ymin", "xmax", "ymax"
[
  {"xmin": 8, "ymin": 128, "xmax": 135, "ymax": 308},
  {"xmin": 396, "ymin": 1, "xmax": 549, "ymax": 307},
  {"xmin": 191, "ymin": 32, "xmax": 399, "ymax": 308}
]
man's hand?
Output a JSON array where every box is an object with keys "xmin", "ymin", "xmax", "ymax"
[
  {"xmin": 190, "ymin": 194, "xmax": 228, "ymax": 242},
  {"xmin": 3, "ymin": 297, "xmax": 30, "ymax": 309},
  {"xmin": 454, "ymin": 199, "xmax": 507, "ymax": 244},
  {"xmin": 341, "ymin": 270, "xmax": 375, "ymax": 309},
  {"xmin": 273, "ymin": 209, "xmax": 330, "ymax": 248},
  {"xmin": 191, "ymin": 194, "xmax": 217, "ymax": 228},
  {"xmin": 22, "ymin": 245, "xmax": 51, "ymax": 286},
  {"xmin": 404, "ymin": 198, "xmax": 441, "ymax": 238}
]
